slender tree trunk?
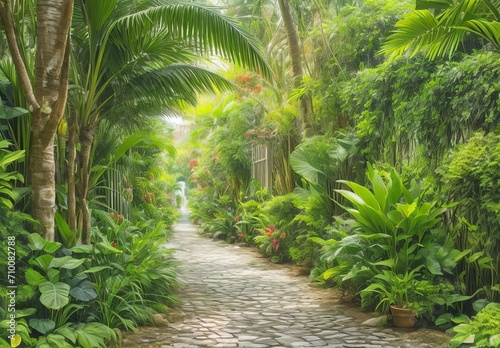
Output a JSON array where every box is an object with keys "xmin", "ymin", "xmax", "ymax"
[
  {"xmin": 1, "ymin": 0, "xmax": 74, "ymax": 240},
  {"xmin": 67, "ymin": 107, "xmax": 78, "ymax": 235},
  {"xmin": 79, "ymin": 125, "xmax": 94, "ymax": 244},
  {"xmin": 56, "ymin": 120, "xmax": 67, "ymax": 185},
  {"xmin": 277, "ymin": 0, "xmax": 312, "ymax": 136}
]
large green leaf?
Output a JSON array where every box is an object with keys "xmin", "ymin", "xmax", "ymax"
[
  {"xmin": 38, "ymin": 282, "xmax": 70, "ymax": 310},
  {"xmin": 55, "ymin": 211, "xmax": 77, "ymax": 248},
  {"xmin": 25, "ymin": 269, "xmax": 46, "ymax": 286},
  {"xmin": 28, "ymin": 233, "xmax": 62, "ymax": 253},
  {"xmin": 49, "ymin": 256, "xmax": 85, "ymax": 270},
  {"xmin": 29, "ymin": 318, "xmax": 55, "ymax": 335},
  {"xmin": 367, "ymin": 164, "xmax": 388, "ymax": 212},
  {"xmin": 290, "ymin": 147, "xmax": 324, "ymax": 184},
  {"xmin": 337, "ymin": 181, "xmax": 381, "ymax": 211},
  {"xmin": 30, "ymin": 254, "xmax": 54, "ymax": 273},
  {"xmin": 69, "ymin": 280, "xmax": 97, "ymax": 301}
]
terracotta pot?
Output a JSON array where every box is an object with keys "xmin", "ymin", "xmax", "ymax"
[{"xmin": 390, "ymin": 305, "xmax": 416, "ymax": 328}]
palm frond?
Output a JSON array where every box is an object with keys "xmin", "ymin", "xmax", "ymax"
[
  {"xmin": 114, "ymin": 64, "xmax": 234, "ymax": 107},
  {"xmin": 109, "ymin": 3, "xmax": 272, "ymax": 79},
  {"xmin": 384, "ymin": 0, "xmax": 499, "ymax": 60},
  {"xmin": 462, "ymin": 19, "xmax": 500, "ymax": 50},
  {"xmin": 382, "ymin": 10, "xmax": 442, "ymax": 60}
]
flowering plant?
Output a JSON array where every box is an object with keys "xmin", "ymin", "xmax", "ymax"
[
  {"xmin": 235, "ymin": 74, "xmax": 262, "ymax": 98},
  {"xmin": 245, "ymin": 127, "xmax": 277, "ymax": 145},
  {"xmin": 254, "ymin": 225, "xmax": 289, "ymax": 263}
]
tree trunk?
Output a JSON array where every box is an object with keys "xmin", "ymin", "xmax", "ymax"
[
  {"xmin": 29, "ymin": 136, "xmax": 57, "ymax": 240},
  {"xmin": 31, "ymin": 1, "xmax": 73, "ymax": 239},
  {"xmin": 1, "ymin": 0, "xmax": 74, "ymax": 240},
  {"xmin": 277, "ymin": 0, "xmax": 312, "ymax": 136},
  {"xmin": 79, "ymin": 125, "xmax": 94, "ymax": 244},
  {"xmin": 67, "ymin": 107, "xmax": 78, "ymax": 235}
]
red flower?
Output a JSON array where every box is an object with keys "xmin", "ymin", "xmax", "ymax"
[
  {"xmin": 189, "ymin": 159, "xmax": 198, "ymax": 168},
  {"xmin": 110, "ymin": 213, "xmax": 115, "ymax": 218},
  {"xmin": 280, "ymin": 232, "xmax": 286, "ymax": 239},
  {"xmin": 238, "ymin": 233, "xmax": 244, "ymax": 238},
  {"xmin": 272, "ymin": 239, "xmax": 280, "ymax": 251},
  {"xmin": 117, "ymin": 214, "xmax": 123, "ymax": 220},
  {"xmin": 267, "ymin": 232, "xmax": 272, "ymax": 237},
  {"xmin": 212, "ymin": 157, "xmax": 218, "ymax": 162},
  {"xmin": 269, "ymin": 225, "xmax": 275, "ymax": 232},
  {"xmin": 111, "ymin": 241, "xmax": 117, "ymax": 247},
  {"xmin": 245, "ymin": 133, "xmax": 250, "ymax": 138}
]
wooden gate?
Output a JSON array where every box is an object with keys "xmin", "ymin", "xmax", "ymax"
[{"xmin": 252, "ymin": 144, "xmax": 273, "ymax": 191}]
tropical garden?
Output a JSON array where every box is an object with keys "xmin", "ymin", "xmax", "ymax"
[{"xmin": 1, "ymin": 0, "xmax": 499, "ymax": 347}]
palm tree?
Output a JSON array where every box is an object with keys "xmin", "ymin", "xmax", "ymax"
[
  {"xmin": 67, "ymin": 0, "xmax": 272, "ymax": 243},
  {"xmin": 0, "ymin": 0, "xmax": 73, "ymax": 240},
  {"xmin": 382, "ymin": 0, "xmax": 500, "ymax": 60}
]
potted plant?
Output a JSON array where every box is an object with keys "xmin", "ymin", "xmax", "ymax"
[{"xmin": 360, "ymin": 268, "xmax": 422, "ymax": 328}]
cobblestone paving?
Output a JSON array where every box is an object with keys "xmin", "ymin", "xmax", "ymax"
[{"xmin": 123, "ymin": 212, "xmax": 450, "ymax": 348}]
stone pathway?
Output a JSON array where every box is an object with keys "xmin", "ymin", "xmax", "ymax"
[{"xmin": 123, "ymin": 211, "xmax": 450, "ymax": 348}]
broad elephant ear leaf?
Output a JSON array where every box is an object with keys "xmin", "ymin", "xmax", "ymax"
[
  {"xmin": 70, "ymin": 280, "xmax": 98, "ymax": 302},
  {"xmin": 38, "ymin": 282, "xmax": 70, "ymax": 310},
  {"xmin": 29, "ymin": 319, "xmax": 55, "ymax": 335},
  {"xmin": 290, "ymin": 147, "xmax": 324, "ymax": 184}
]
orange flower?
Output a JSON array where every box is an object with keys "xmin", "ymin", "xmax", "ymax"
[{"xmin": 280, "ymin": 232, "xmax": 286, "ymax": 239}]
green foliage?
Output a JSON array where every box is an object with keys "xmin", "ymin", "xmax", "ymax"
[
  {"xmin": 291, "ymin": 133, "xmax": 364, "ymax": 219},
  {"xmin": 335, "ymin": 164, "xmax": 452, "ymax": 275},
  {"xmin": 0, "ymin": 207, "xmax": 33, "ymax": 286},
  {"xmin": 383, "ymin": 0, "xmax": 500, "ymax": 61},
  {"xmin": 0, "ymin": 232, "xmax": 118, "ymax": 348},
  {"xmin": 249, "ymin": 194, "xmax": 303, "ymax": 263},
  {"xmin": 234, "ymin": 199, "xmax": 266, "ymax": 244},
  {"xmin": 0, "ymin": 140, "xmax": 24, "ymax": 209},
  {"xmin": 451, "ymin": 302, "xmax": 500, "ymax": 348},
  {"xmin": 254, "ymin": 224, "xmax": 291, "ymax": 263},
  {"xmin": 360, "ymin": 268, "xmax": 469, "ymax": 320},
  {"xmin": 360, "ymin": 268, "xmax": 422, "ymax": 314},
  {"xmin": 73, "ymin": 214, "xmax": 180, "ymax": 331},
  {"xmin": 329, "ymin": 0, "xmax": 413, "ymax": 72},
  {"xmin": 263, "ymin": 194, "xmax": 302, "ymax": 231},
  {"xmin": 438, "ymin": 132, "xmax": 500, "ymax": 302},
  {"xmin": 342, "ymin": 52, "xmax": 500, "ymax": 167}
]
